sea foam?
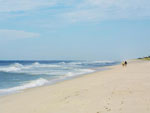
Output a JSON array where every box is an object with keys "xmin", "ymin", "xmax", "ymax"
[
  {"xmin": 0, "ymin": 60, "xmax": 118, "ymax": 96},
  {"xmin": 0, "ymin": 78, "xmax": 49, "ymax": 93}
]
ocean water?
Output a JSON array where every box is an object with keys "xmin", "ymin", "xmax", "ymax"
[{"xmin": 0, "ymin": 60, "xmax": 119, "ymax": 96}]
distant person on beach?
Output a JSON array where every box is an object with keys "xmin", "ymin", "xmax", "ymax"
[
  {"xmin": 122, "ymin": 61, "xmax": 127, "ymax": 67},
  {"xmin": 125, "ymin": 61, "xmax": 127, "ymax": 66},
  {"xmin": 122, "ymin": 62, "xmax": 124, "ymax": 66}
]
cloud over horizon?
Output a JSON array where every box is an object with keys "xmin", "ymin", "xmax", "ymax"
[{"xmin": 0, "ymin": 29, "xmax": 40, "ymax": 39}]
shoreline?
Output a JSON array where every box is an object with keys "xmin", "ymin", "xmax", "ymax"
[
  {"xmin": 0, "ymin": 63, "xmax": 118, "ymax": 97},
  {"xmin": 1, "ymin": 60, "xmax": 150, "ymax": 113},
  {"xmin": 0, "ymin": 64, "xmax": 118, "ymax": 100}
]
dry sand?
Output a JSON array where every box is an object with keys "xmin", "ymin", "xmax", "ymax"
[{"xmin": 0, "ymin": 60, "xmax": 150, "ymax": 113}]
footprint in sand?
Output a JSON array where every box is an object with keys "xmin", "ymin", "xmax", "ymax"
[
  {"xmin": 111, "ymin": 91, "xmax": 114, "ymax": 95},
  {"xmin": 75, "ymin": 93, "xmax": 79, "ymax": 96},
  {"xmin": 119, "ymin": 101, "xmax": 124, "ymax": 111},
  {"xmin": 107, "ymin": 103, "xmax": 110, "ymax": 105},
  {"xmin": 119, "ymin": 108, "xmax": 122, "ymax": 111},
  {"xmin": 64, "ymin": 96, "xmax": 70, "ymax": 100},
  {"xmin": 104, "ymin": 106, "xmax": 111, "ymax": 111},
  {"xmin": 121, "ymin": 101, "xmax": 124, "ymax": 105}
]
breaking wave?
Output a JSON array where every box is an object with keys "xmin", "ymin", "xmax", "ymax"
[
  {"xmin": 0, "ymin": 61, "xmax": 115, "ymax": 74},
  {"xmin": 0, "ymin": 78, "xmax": 49, "ymax": 93},
  {"xmin": 0, "ymin": 60, "xmax": 118, "ymax": 96},
  {"xmin": 0, "ymin": 62, "xmax": 60, "ymax": 73},
  {"xmin": 64, "ymin": 69, "xmax": 95, "ymax": 77}
]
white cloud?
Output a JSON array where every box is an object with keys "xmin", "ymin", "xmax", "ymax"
[
  {"xmin": 63, "ymin": 0, "xmax": 150, "ymax": 22},
  {"xmin": 0, "ymin": 0, "xmax": 150, "ymax": 24},
  {"xmin": 0, "ymin": 29, "xmax": 40, "ymax": 39},
  {"xmin": 0, "ymin": 0, "xmax": 57, "ymax": 12}
]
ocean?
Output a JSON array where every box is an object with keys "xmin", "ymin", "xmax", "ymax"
[{"xmin": 0, "ymin": 60, "xmax": 119, "ymax": 96}]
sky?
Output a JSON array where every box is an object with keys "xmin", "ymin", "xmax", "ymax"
[{"xmin": 0, "ymin": 0, "xmax": 150, "ymax": 61}]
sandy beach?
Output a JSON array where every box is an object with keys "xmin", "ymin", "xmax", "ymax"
[{"xmin": 0, "ymin": 60, "xmax": 150, "ymax": 113}]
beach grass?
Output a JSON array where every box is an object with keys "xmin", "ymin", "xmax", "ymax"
[{"xmin": 138, "ymin": 56, "xmax": 150, "ymax": 60}]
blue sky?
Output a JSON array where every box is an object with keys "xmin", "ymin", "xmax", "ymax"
[{"xmin": 0, "ymin": 0, "xmax": 150, "ymax": 60}]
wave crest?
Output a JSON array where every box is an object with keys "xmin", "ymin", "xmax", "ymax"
[
  {"xmin": 0, "ymin": 62, "xmax": 60, "ymax": 73},
  {"xmin": 0, "ymin": 78, "xmax": 48, "ymax": 93}
]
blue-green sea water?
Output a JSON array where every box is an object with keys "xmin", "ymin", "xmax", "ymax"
[{"xmin": 0, "ymin": 60, "xmax": 119, "ymax": 95}]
